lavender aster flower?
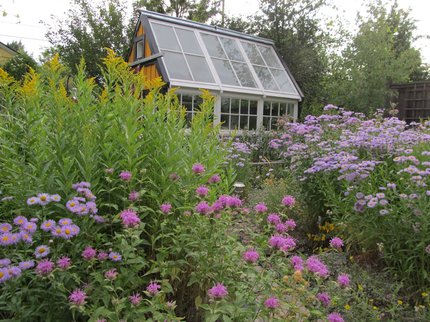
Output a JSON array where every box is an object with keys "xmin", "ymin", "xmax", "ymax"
[
  {"xmin": 0, "ymin": 268, "xmax": 11, "ymax": 283},
  {"xmin": 13, "ymin": 216, "xmax": 27, "ymax": 226},
  {"xmin": 41, "ymin": 220, "xmax": 56, "ymax": 232},
  {"xmin": 0, "ymin": 223, "xmax": 12, "ymax": 233},
  {"xmin": 109, "ymin": 252, "xmax": 122, "ymax": 262},
  {"xmin": 34, "ymin": 245, "xmax": 50, "ymax": 258},
  {"xmin": 19, "ymin": 260, "xmax": 35, "ymax": 270},
  {"xmin": 37, "ymin": 193, "xmax": 50, "ymax": 205},
  {"xmin": 26, "ymin": 197, "xmax": 39, "ymax": 206}
]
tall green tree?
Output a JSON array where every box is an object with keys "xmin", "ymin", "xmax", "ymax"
[
  {"xmin": 46, "ymin": 0, "xmax": 132, "ymax": 79},
  {"xmin": 1, "ymin": 41, "xmax": 38, "ymax": 81},
  {"xmin": 325, "ymin": 0, "xmax": 428, "ymax": 113}
]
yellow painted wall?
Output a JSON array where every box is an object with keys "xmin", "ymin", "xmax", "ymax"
[
  {"xmin": 0, "ymin": 48, "xmax": 16, "ymax": 65},
  {"xmin": 128, "ymin": 20, "xmax": 160, "ymax": 81}
]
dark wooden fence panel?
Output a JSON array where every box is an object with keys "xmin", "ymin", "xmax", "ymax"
[{"xmin": 391, "ymin": 81, "xmax": 430, "ymax": 122}]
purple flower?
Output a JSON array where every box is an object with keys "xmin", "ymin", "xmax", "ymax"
[
  {"xmin": 57, "ymin": 257, "xmax": 72, "ymax": 270},
  {"xmin": 285, "ymin": 219, "xmax": 296, "ymax": 230},
  {"xmin": 0, "ymin": 258, "xmax": 11, "ymax": 267},
  {"xmin": 0, "ymin": 233, "xmax": 14, "ymax": 246},
  {"xmin": 264, "ymin": 297, "xmax": 279, "ymax": 309},
  {"xmin": 207, "ymin": 283, "xmax": 228, "ymax": 299},
  {"xmin": 37, "ymin": 193, "xmax": 50, "ymax": 205},
  {"xmin": 0, "ymin": 268, "xmax": 11, "ymax": 283},
  {"xmin": 119, "ymin": 171, "xmax": 132, "ymax": 181},
  {"xmin": 195, "ymin": 201, "xmax": 211, "ymax": 215},
  {"xmin": 35, "ymin": 259, "xmax": 54, "ymax": 276},
  {"xmin": 13, "ymin": 216, "xmax": 27, "ymax": 226},
  {"xmin": 129, "ymin": 292, "xmax": 142, "ymax": 305},
  {"xmin": 41, "ymin": 220, "xmax": 56, "ymax": 232},
  {"xmin": 7, "ymin": 266, "xmax": 21, "ymax": 277},
  {"xmin": 192, "ymin": 163, "xmax": 205, "ymax": 174},
  {"xmin": 19, "ymin": 260, "xmax": 35, "ymax": 270},
  {"xmin": 306, "ymin": 256, "xmax": 329, "ymax": 277},
  {"xmin": 267, "ymin": 213, "xmax": 281, "ymax": 225},
  {"xmin": 338, "ymin": 274, "xmax": 350, "ymax": 287},
  {"xmin": 0, "ymin": 223, "xmax": 12, "ymax": 233},
  {"xmin": 93, "ymin": 215, "xmax": 106, "ymax": 223},
  {"xmin": 20, "ymin": 231, "xmax": 32, "ymax": 244},
  {"xmin": 160, "ymin": 203, "xmax": 172, "ymax": 214},
  {"xmin": 34, "ymin": 245, "xmax": 50, "ymax": 258},
  {"xmin": 146, "ymin": 281, "xmax": 161, "ymax": 296},
  {"xmin": 26, "ymin": 197, "xmax": 39, "ymax": 206},
  {"xmin": 120, "ymin": 209, "xmax": 141, "ymax": 228},
  {"xmin": 60, "ymin": 225, "xmax": 76, "ymax": 239},
  {"xmin": 59, "ymin": 218, "xmax": 72, "ymax": 226},
  {"xmin": 254, "ymin": 203, "xmax": 268, "ymax": 213},
  {"xmin": 242, "ymin": 249, "xmax": 260, "ymax": 263},
  {"xmin": 81, "ymin": 246, "xmax": 97, "ymax": 260},
  {"xmin": 50, "ymin": 194, "xmax": 61, "ymax": 202},
  {"xmin": 282, "ymin": 195, "xmax": 296, "ymax": 207},
  {"xmin": 69, "ymin": 289, "xmax": 87, "ymax": 306},
  {"xmin": 316, "ymin": 292, "xmax": 331, "ymax": 306},
  {"xmin": 169, "ymin": 173, "xmax": 180, "ymax": 181},
  {"xmin": 105, "ymin": 268, "xmax": 118, "ymax": 280},
  {"xmin": 290, "ymin": 256, "xmax": 304, "ymax": 271},
  {"xmin": 196, "ymin": 185, "xmax": 209, "ymax": 197},
  {"xmin": 208, "ymin": 174, "xmax": 221, "ymax": 184},
  {"xmin": 22, "ymin": 222, "xmax": 37, "ymax": 234},
  {"xmin": 109, "ymin": 252, "xmax": 122, "ymax": 262},
  {"xmin": 330, "ymin": 237, "xmax": 344, "ymax": 249},
  {"xmin": 328, "ymin": 312, "xmax": 344, "ymax": 322},
  {"xmin": 129, "ymin": 191, "xmax": 139, "ymax": 201},
  {"xmin": 275, "ymin": 223, "xmax": 287, "ymax": 233},
  {"xmin": 105, "ymin": 168, "xmax": 114, "ymax": 174},
  {"xmin": 66, "ymin": 200, "xmax": 80, "ymax": 212},
  {"xmin": 51, "ymin": 226, "xmax": 63, "ymax": 237}
]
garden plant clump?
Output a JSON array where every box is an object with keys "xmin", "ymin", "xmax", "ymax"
[{"xmin": 0, "ymin": 53, "xmax": 429, "ymax": 321}]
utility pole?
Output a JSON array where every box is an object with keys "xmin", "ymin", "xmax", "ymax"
[{"xmin": 221, "ymin": 0, "xmax": 225, "ymax": 27}]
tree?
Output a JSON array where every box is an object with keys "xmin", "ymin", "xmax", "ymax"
[
  {"xmin": 325, "ymin": 0, "xmax": 427, "ymax": 113},
  {"xmin": 46, "ymin": 0, "xmax": 132, "ymax": 79},
  {"xmin": 1, "ymin": 41, "xmax": 38, "ymax": 81},
  {"xmin": 132, "ymin": 0, "xmax": 221, "ymax": 22}
]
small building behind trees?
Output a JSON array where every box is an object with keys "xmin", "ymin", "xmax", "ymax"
[
  {"xmin": 0, "ymin": 41, "xmax": 18, "ymax": 65},
  {"xmin": 128, "ymin": 10, "xmax": 303, "ymax": 132},
  {"xmin": 391, "ymin": 81, "xmax": 430, "ymax": 123}
]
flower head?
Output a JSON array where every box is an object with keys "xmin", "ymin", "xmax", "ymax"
[
  {"xmin": 97, "ymin": 252, "xmax": 108, "ymax": 261},
  {"xmin": 129, "ymin": 292, "xmax": 142, "ymax": 306},
  {"xmin": 282, "ymin": 195, "xmax": 296, "ymax": 207},
  {"xmin": 192, "ymin": 163, "xmax": 205, "ymax": 174},
  {"xmin": 0, "ymin": 268, "xmax": 11, "ymax": 283},
  {"xmin": 50, "ymin": 194, "xmax": 61, "ymax": 202},
  {"xmin": 19, "ymin": 260, "xmax": 35, "ymax": 270},
  {"xmin": 146, "ymin": 281, "xmax": 161, "ymax": 296},
  {"xmin": 41, "ymin": 220, "xmax": 56, "ymax": 232},
  {"xmin": 243, "ymin": 249, "xmax": 260, "ymax": 263},
  {"xmin": 328, "ymin": 312, "xmax": 344, "ymax": 322},
  {"xmin": 0, "ymin": 258, "xmax": 11, "ymax": 267},
  {"xmin": 196, "ymin": 185, "xmax": 209, "ymax": 197},
  {"xmin": 264, "ymin": 297, "xmax": 279, "ymax": 309},
  {"xmin": 208, "ymin": 174, "xmax": 221, "ymax": 184},
  {"xmin": 109, "ymin": 252, "xmax": 122, "ymax": 262},
  {"xmin": 254, "ymin": 203, "xmax": 268, "ymax": 213},
  {"xmin": 160, "ymin": 203, "xmax": 172, "ymax": 214},
  {"xmin": 26, "ymin": 197, "xmax": 39, "ymax": 206},
  {"xmin": 337, "ymin": 274, "xmax": 350, "ymax": 287},
  {"xmin": 34, "ymin": 245, "xmax": 50, "ymax": 258},
  {"xmin": 81, "ymin": 246, "xmax": 97, "ymax": 260},
  {"xmin": 69, "ymin": 289, "xmax": 87, "ymax": 306},
  {"xmin": 119, "ymin": 171, "xmax": 132, "ymax": 181},
  {"xmin": 207, "ymin": 283, "xmax": 228, "ymax": 299},
  {"xmin": 330, "ymin": 237, "xmax": 344, "ymax": 249},
  {"xmin": 35, "ymin": 259, "xmax": 54, "ymax": 276},
  {"xmin": 316, "ymin": 292, "xmax": 331, "ymax": 306},
  {"xmin": 195, "ymin": 201, "xmax": 211, "ymax": 215},
  {"xmin": 120, "ymin": 209, "xmax": 141, "ymax": 228},
  {"xmin": 57, "ymin": 256, "xmax": 72, "ymax": 270},
  {"xmin": 267, "ymin": 213, "xmax": 281, "ymax": 225},
  {"xmin": 290, "ymin": 256, "xmax": 304, "ymax": 271},
  {"xmin": 13, "ymin": 216, "xmax": 27, "ymax": 226},
  {"xmin": 129, "ymin": 191, "xmax": 139, "ymax": 201},
  {"xmin": 306, "ymin": 256, "xmax": 329, "ymax": 277},
  {"xmin": 0, "ymin": 223, "xmax": 12, "ymax": 233},
  {"xmin": 37, "ymin": 193, "xmax": 51, "ymax": 205},
  {"xmin": 59, "ymin": 218, "xmax": 72, "ymax": 226},
  {"xmin": 105, "ymin": 268, "xmax": 118, "ymax": 280}
]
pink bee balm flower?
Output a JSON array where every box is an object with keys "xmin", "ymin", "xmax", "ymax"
[
  {"xmin": 196, "ymin": 185, "xmax": 209, "ymax": 197},
  {"xmin": 264, "ymin": 297, "xmax": 279, "ymax": 309},
  {"xmin": 290, "ymin": 255, "xmax": 304, "ymax": 271},
  {"xmin": 128, "ymin": 191, "xmax": 139, "ymax": 201},
  {"xmin": 337, "ymin": 274, "xmax": 350, "ymax": 287},
  {"xmin": 35, "ymin": 259, "xmax": 54, "ymax": 276},
  {"xmin": 316, "ymin": 292, "xmax": 331, "ymax": 307},
  {"xmin": 160, "ymin": 203, "xmax": 172, "ymax": 214},
  {"xmin": 105, "ymin": 268, "xmax": 118, "ymax": 280},
  {"xmin": 275, "ymin": 223, "xmax": 287, "ymax": 233},
  {"xmin": 267, "ymin": 213, "xmax": 281, "ymax": 225},
  {"xmin": 81, "ymin": 246, "xmax": 97, "ymax": 260},
  {"xmin": 208, "ymin": 174, "xmax": 221, "ymax": 184},
  {"xmin": 254, "ymin": 203, "xmax": 268, "ymax": 213},
  {"xmin": 328, "ymin": 312, "xmax": 344, "ymax": 322},
  {"xmin": 97, "ymin": 252, "xmax": 109, "ymax": 261},
  {"xmin": 195, "ymin": 201, "xmax": 211, "ymax": 215},
  {"xmin": 192, "ymin": 163, "xmax": 205, "ymax": 174},
  {"xmin": 69, "ymin": 289, "xmax": 87, "ymax": 306},
  {"xmin": 242, "ymin": 249, "xmax": 260, "ymax": 263},
  {"xmin": 120, "ymin": 209, "xmax": 141, "ymax": 227},
  {"xmin": 119, "ymin": 171, "xmax": 132, "ymax": 181},
  {"xmin": 306, "ymin": 256, "xmax": 329, "ymax": 277},
  {"xmin": 129, "ymin": 292, "xmax": 142, "ymax": 306},
  {"xmin": 285, "ymin": 219, "xmax": 296, "ymax": 230},
  {"xmin": 146, "ymin": 282, "xmax": 161, "ymax": 296},
  {"xmin": 207, "ymin": 283, "xmax": 228, "ymax": 299},
  {"xmin": 57, "ymin": 256, "xmax": 72, "ymax": 270},
  {"xmin": 330, "ymin": 237, "xmax": 344, "ymax": 249},
  {"xmin": 282, "ymin": 195, "xmax": 296, "ymax": 207}
]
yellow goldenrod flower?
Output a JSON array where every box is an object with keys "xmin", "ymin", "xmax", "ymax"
[
  {"xmin": 397, "ymin": 300, "xmax": 403, "ymax": 305},
  {"xmin": 422, "ymin": 292, "xmax": 428, "ymax": 298},
  {"xmin": 344, "ymin": 304, "xmax": 351, "ymax": 310}
]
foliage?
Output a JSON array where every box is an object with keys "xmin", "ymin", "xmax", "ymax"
[{"xmin": 1, "ymin": 41, "xmax": 38, "ymax": 82}]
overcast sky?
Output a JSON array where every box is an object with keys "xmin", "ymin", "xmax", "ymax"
[{"xmin": 0, "ymin": 0, "xmax": 429, "ymax": 63}]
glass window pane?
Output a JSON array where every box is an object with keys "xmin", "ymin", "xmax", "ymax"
[
  {"xmin": 136, "ymin": 40, "xmax": 145, "ymax": 59},
  {"xmin": 163, "ymin": 51, "xmax": 192, "ymax": 80},
  {"xmin": 231, "ymin": 99, "xmax": 240, "ymax": 114},
  {"xmin": 257, "ymin": 45, "xmax": 282, "ymax": 68},
  {"xmin": 231, "ymin": 62, "xmax": 257, "ymax": 88},
  {"xmin": 176, "ymin": 28, "xmax": 202, "ymax": 55},
  {"xmin": 288, "ymin": 103, "xmax": 294, "ymax": 116},
  {"xmin": 221, "ymin": 114, "xmax": 229, "ymax": 129},
  {"xmin": 152, "ymin": 23, "xmax": 181, "ymax": 51},
  {"xmin": 250, "ymin": 101, "xmax": 258, "ymax": 115},
  {"xmin": 279, "ymin": 103, "xmax": 287, "ymax": 115},
  {"xmin": 263, "ymin": 101, "xmax": 271, "ymax": 115},
  {"xmin": 241, "ymin": 42, "xmax": 265, "ymax": 65},
  {"xmin": 202, "ymin": 34, "xmax": 227, "ymax": 58},
  {"xmin": 271, "ymin": 102, "xmax": 279, "ymax": 116},
  {"xmin": 240, "ymin": 100, "xmax": 249, "ymax": 114},
  {"xmin": 186, "ymin": 112, "xmax": 193, "ymax": 126},
  {"xmin": 221, "ymin": 98, "xmax": 230, "ymax": 113},
  {"xmin": 212, "ymin": 59, "xmax": 240, "ymax": 86},
  {"xmin": 219, "ymin": 37, "xmax": 244, "ymax": 61},
  {"xmin": 249, "ymin": 116, "xmax": 257, "ymax": 130},
  {"xmin": 263, "ymin": 117, "xmax": 270, "ymax": 130},
  {"xmin": 271, "ymin": 69, "xmax": 295, "ymax": 92},
  {"xmin": 182, "ymin": 95, "xmax": 193, "ymax": 111},
  {"xmin": 240, "ymin": 115, "xmax": 248, "ymax": 129},
  {"xmin": 194, "ymin": 96, "xmax": 203, "ymax": 109},
  {"xmin": 185, "ymin": 55, "xmax": 215, "ymax": 83},
  {"xmin": 254, "ymin": 66, "xmax": 278, "ymax": 91},
  {"xmin": 271, "ymin": 117, "xmax": 278, "ymax": 129},
  {"xmin": 230, "ymin": 115, "xmax": 239, "ymax": 129}
]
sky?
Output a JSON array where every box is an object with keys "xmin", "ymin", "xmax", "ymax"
[{"xmin": 0, "ymin": 0, "xmax": 429, "ymax": 63}]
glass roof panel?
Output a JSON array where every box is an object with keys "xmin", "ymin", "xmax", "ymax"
[
  {"xmin": 186, "ymin": 55, "xmax": 215, "ymax": 83},
  {"xmin": 212, "ymin": 58, "xmax": 240, "ymax": 86},
  {"xmin": 253, "ymin": 66, "xmax": 279, "ymax": 91},
  {"xmin": 219, "ymin": 37, "xmax": 244, "ymax": 61},
  {"xmin": 241, "ymin": 42, "xmax": 265, "ymax": 65},
  {"xmin": 271, "ymin": 69, "xmax": 295, "ymax": 92},
  {"xmin": 257, "ymin": 45, "xmax": 282, "ymax": 68},
  {"xmin": 163, "ymin": 51, "xmax": 192, "ymax": 80},
  {"xmin": 231, "ymin": 62, "xmax": 256, "ymax": 88},
  {"xmin": 151, "ymin": 23, "xmax": 181, "ymax": 51},
  {"xmin": 201, "ymin": 34, "xmax": 227, "ymax": 59},
  {"xmin": 175, "ymin": 28, "xmax": 203, "ymax": 55}
]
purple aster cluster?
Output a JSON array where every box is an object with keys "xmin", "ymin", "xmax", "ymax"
[
  {"xmin": 0, "ymin": 261, "xmax": 25, "ymax": 283},
  {"xmin": 26, "ymin": 193, "xmax": 61, "ymax": 206},
  {"xmin": 66, "ymin": 182, "xmax": 99, "ymax": 217}
]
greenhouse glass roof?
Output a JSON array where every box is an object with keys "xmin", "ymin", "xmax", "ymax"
[{"xmin": 141, "ymin": 10, "xmax": 302, "ymax": 99}]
